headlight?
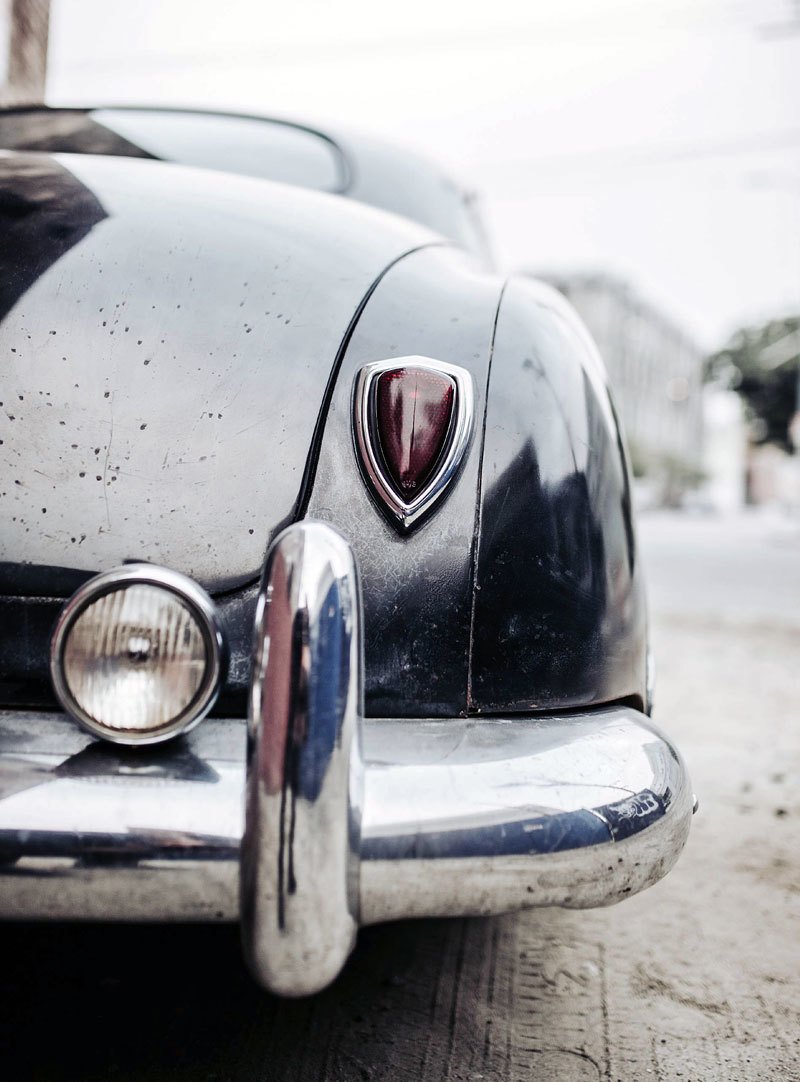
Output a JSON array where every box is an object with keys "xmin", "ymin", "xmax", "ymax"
[{"xmin": 50, "ymin": 564, "xmax": 226, "ymax": 745}]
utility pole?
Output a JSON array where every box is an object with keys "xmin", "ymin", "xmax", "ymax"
[{"xmin": 0, "ymin": 0, "xmax": 51, "ymax": 105}]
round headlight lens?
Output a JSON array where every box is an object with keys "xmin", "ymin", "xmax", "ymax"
[{"xmin": 51, "ymin": 566, "xmax": 225, "ymax": 745}]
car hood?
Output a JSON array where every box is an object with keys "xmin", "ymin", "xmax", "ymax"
[{"xmin": 0, "ymin": 151, "xmax": 434, "ymax": 594}]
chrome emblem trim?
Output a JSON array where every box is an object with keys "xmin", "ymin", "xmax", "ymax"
[{"xmin": 353, "ymin": 356, "xmax": 474, "ymax": 530}]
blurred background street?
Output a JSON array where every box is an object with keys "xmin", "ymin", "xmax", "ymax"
[{"xmin": 641, "ymin": 508, "xmax": 800, "ymax": 626}]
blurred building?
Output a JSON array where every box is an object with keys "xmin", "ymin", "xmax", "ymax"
[{"xmin": 542, "ymin": 273, "xmax": 704, "ymax": 487}]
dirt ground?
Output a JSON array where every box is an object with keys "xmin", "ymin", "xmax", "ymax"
[{"xmin": 1, "ymin": 523, "xmax": 798, "ymax": 1080}]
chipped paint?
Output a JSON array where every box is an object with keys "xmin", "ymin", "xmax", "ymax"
[{"xmin": 0, "ymin": 152, "xmax": 434, "ymax": 591}]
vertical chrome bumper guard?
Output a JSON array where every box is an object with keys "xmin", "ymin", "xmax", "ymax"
[{"xmin": 241, "ymin": 523, "xmax": 363, "ymax": 996}]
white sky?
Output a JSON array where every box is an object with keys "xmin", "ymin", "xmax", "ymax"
[{"xmin": 47, "ymin": 0, "xmax": 800, "ymax": 350}]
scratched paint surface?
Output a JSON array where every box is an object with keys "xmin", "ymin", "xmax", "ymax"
[{"xmin": 0, "ymin": 152, "xmax": 432, "ymax": 591}]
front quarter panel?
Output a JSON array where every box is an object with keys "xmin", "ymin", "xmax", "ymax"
[
  {"xmin": 306, "ymin": 246, "xmax": 503, "ymax": 717},
  {"xmin": 469, "ymin": 277, "xmax": 646, "ymax": 713}
]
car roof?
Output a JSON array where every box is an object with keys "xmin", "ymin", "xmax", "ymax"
[{"xmin": 0, "ymin": 105, "xmax": 491, "ymax": 264}]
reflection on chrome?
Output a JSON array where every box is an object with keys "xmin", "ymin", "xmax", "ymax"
[
  {"xmin": 0, "ymin": 522, "xmax": 692, "ymax": 996},
  {"xmin": 241, "ymin": 522, "xmax": 363, "ymax": 997}
]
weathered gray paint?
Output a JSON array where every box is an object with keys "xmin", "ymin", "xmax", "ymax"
[{"xmin": 0, "ymin": 151, "xmax": 434, "ymax": 590}]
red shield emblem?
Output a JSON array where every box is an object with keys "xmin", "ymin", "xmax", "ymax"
[{"xmin": 353, "ymin": 357, "xmax": 474, "ymax": 530}]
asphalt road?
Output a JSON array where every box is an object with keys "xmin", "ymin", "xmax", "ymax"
[
  {"xmin": 1, "ymin": 511, "xmax": 798, "ymax": 1081},
  {"xmin": 640, "ymin": 509, "xmax": 800, "ymax": 629}
]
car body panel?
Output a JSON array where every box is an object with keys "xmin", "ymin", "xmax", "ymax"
[
  {"xmin": 470, "ymin": 277, "xmax": 646, "ymax": 712},
  {"xmin": 306, "ymin": 245, "xmax": 503, "ymax": 716},
  {"xmin": 0, "ymin": 150, "xmax": 434, "ymax": 594},
  {"xmin": 0, "ymin": 151, "xmax": 647, "ymax": 718}
]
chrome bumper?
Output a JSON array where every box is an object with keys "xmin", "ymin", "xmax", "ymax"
[{"xmin": 0, "ymin": 524, "xmax": 692, "ymax": 996}]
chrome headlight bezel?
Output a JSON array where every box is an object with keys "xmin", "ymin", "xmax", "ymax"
[{"xmin": 50, "ymin": 563, "xmax": 226, "ymax": 746}]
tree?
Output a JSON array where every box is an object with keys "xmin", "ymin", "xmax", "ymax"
[{"xmin": 705, "ymin": 315, "xmax": 800, "ymax": 453}]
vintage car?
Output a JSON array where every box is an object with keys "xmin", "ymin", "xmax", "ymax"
[{"xmin": 0, "ymin": 106, "xmax": 693, "ymax": 996}]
